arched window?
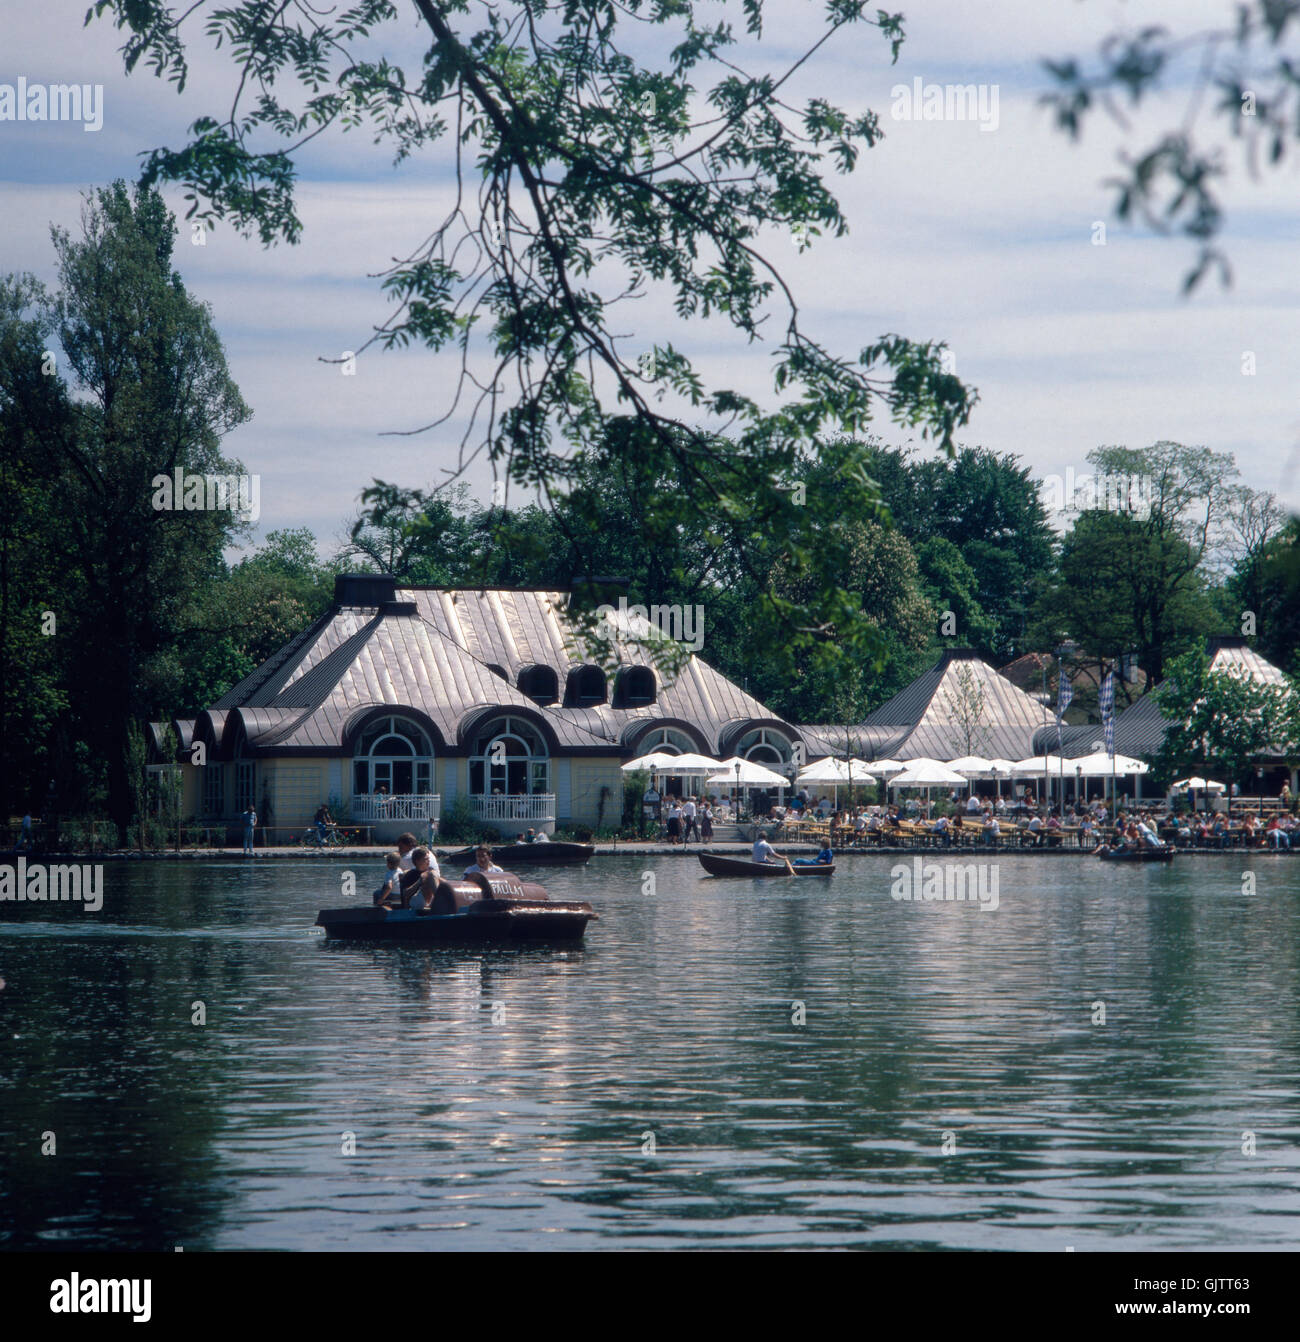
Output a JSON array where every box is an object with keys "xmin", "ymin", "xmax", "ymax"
[
  {"xmin": 352, "ymin": 714, "xmax": 435, "ymax": 796},
  {"xmin": 615, "ymin": 666, "xmax": 656, "ymax": 707},
  {"xmin": 566, "ymin": 665, "xmax": 606, "ymax": 706},
  {"xmin": 636, "ymin": 727, "xmax": 697, "ymax": 756},
  {"xmin": 737, "ymin": 727, "xmax": 793, "ymax": 766},
  {"xmin": 469, "ymin": 715, "xmax": 550, "ymax": 796},
  {"xmin": 518, "ymin": 665, "xmax": 559, "ymax": 706}
]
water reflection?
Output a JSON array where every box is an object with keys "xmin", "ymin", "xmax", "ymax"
[{"xmin": 0, "ymin": 854, "xmax": 1297, "ymax": 1248}]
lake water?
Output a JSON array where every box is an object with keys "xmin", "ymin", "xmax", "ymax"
[{"xmin": 2, "ymin": 852, "xmax": 1298, "ymax": 1250}]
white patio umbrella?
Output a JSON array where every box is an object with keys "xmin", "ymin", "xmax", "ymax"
[
  {"xmin": 708, "ymin": 758, "xmax": 789, "ymax": 787},
  {"xmin": 708, "ymin": 757, "xmax": 790, "ymax": 819},
  {"xmin": 1009, "ymin": 754, "xmax": 1071, "ymax": 774},
  {"xmin": 944, "ymin": 755, "xmax": 997, "ymax": 775},
  {"xmin": 891, "ymin": 760, "xmax": 969, "ymax": 787},
  {"xmin": 868, "ymin": 759, "xmax": 908, "ymax": 776},
  {"xmin": 888, "ymin": 759, "xmax": 968, "ymax": 812},
  {"xmin": 653, "ymin": 752, "xmax": 722, "ymax": 774},
  {"xmin": 621, "ymin": 752, "xmax": 680, "ymax": 772},
  {"xmin": 795, "ymin": 757, "xmax": 877, "ymax": 808},
  {"xmin": 1172, "ymin": 776, "xmax": 1226, "ymax": 809},
  {"xmin": 1072, "ymin": 750, "xmax": 1149, "ymax": 777}
]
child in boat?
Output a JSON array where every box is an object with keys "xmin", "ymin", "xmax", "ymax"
[
  {"xmin": 373, "ymin": 852, "xmax": 402, "ymax": 906},
  {"xmin": 794, "ymin": 844, "xmax": 834, "ymax": 866}
]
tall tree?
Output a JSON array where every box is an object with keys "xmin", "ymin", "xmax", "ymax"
[
  {"xmin": 1032, "ymin": 508, "xmax": 1216, "ymax": 692},
  {"xmin": 86, "ymin": 0, "xmax": 975, "ymax": 677},
  {"xmin": 7, "ymin": 183, "xmax": 251, "ymax": 837}
]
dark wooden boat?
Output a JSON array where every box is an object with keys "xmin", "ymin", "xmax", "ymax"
[
  {"xmin": 698, "ymin": 851, "xmax": 835, "ymax": 878},
  {"xmin": 443, "ymin": 841, "xmax": 594, "ymax": 867},
  {"xmin": 316, "ymin": 872, "xmax": 596, "ymax": 942},
  {"xmin": 1097, "ymin": 845, "xmax": 1175, "ymax": 863}
]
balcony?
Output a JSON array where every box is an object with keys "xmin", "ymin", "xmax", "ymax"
[
  {"xmin": 470, "ymin": 794, "xmax": 556, "ymax": 827},
  {"xmin": 351, "ymin": 793, "xmax": 441, "ymax": 823}
]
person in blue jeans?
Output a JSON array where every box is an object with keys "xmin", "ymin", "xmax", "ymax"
[{"xmin": 242, "ymin": 805, "xmax": 257, "ymax": 855}]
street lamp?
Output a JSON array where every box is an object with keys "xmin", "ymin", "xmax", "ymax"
[{"xmin": 734, "ymin": 759, "xmax": 742, "ymax": 821}]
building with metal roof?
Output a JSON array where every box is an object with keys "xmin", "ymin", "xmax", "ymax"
[
  {"xmin": 800, "ymin": 648, "xmax": 1052, "ymax": 765},
  {"xmin": 154, "ymin": 575, "xmax": 809, "ymax": 839},
  {"xmin": 1036, "ymin": 636, "xmax": 1294, "ymax": 767}
]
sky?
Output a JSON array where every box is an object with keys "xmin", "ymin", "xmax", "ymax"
[{"xmin": 3, "ymin": 0, "xmax": 1298, "ymax": 557}]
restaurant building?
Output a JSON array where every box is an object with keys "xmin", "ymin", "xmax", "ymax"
[{"xmin": 151, "ymin": 575, "xmax": 807, "ymax": 839}]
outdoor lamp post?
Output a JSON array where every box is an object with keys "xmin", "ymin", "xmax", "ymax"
[
  {"xmin": 734, "ymin": 760, "xmax": 741, "ymax": 819},
  {"xmin": 1092, "ymin": 740, "xmax": 1104, "ymax": 817}
]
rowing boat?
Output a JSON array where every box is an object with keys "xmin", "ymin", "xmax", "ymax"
[
  {"xmin": 698, "ymin": 852, "xmax": 835, "ymax": 878},
  {"xmin": 1096, "ymin": 846, "xmax": 1175, "ymax": 863},
  {"xmin": 443, "ymin": 841, "xmax": 594, "ymax": 866}
]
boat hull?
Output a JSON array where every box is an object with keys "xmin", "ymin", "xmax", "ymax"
[
  {"xmin": 1097, "ymin": 846, "xmax": 1175, "ymax": 863},
  {"xmin": 316, "ymin": 872, "xmax": 595, "ymax": 941},
  {"xmin": 444, "ymin": 842, "xmax": 594, "ymax": 866},
  {"xmin": 316, "ymin": 900, "xmax": 596, "ymax": 942},
  {"xmin": 698, "ymin": 852, "xmax": 835, "ymax": 878}
]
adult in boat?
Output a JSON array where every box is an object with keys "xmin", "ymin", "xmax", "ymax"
[
  {"xmin": 520, "ymin": 827, "xmax": 548, "ymax": 844},
  {"xmin": 752, "ymin": 831, "xmax": 795, "ymax": 876},
  {"xmin": 1135, "ymin": 814, "xmax": 1165, "ymax": 849},
  {"xmin": 464, "ymin": 844, "xmax": 505, "ymax": 876},
  {"xmin": 395, "ymin": 832, "xmax": 419, "ymax": 872},
  {"xmin": 401, "ymin": 847, "xmax": 456, "ymax": 912}
]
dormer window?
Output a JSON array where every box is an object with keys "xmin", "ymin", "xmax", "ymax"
[
  {"xmin": 518, "ymin": 665, "xmax": 559, "ymax": 706},
  {"xmin": 615, "ymin": 666, "xmax": 656, "ymax": 708},
  {"xmin": 565, "ymin": 665, "xmax": 607, "ymax": 707}
]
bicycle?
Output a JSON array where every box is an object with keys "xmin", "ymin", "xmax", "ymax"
[{"xmin": 302, "ymin": 826, "xmax": 352, "ymax": 848}]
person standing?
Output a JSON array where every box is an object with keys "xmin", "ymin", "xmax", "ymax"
[
  {"xmin": 699, "ymin": 801, "xmax": 713, "ymax": 843},
  {"xmin": 19, "ymin": 811, "xmax": 33, "ymax": 852},
  {"xmin": 681, "ymin": 796, "xmax": 697, "ymax": 843},
  {"xmin": 242, "ymin": 804, "xmax": 257, "ymax": 855}
]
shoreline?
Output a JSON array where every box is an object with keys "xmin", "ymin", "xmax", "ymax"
[{"xmin": 6, "ymin": 842, "xmax": 1296, "ymax": 861}]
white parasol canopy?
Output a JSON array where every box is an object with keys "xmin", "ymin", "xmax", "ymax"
[
  {"xmin": 944, "ymin": 755, "xmax": 998, "ymax": 776},
  {"xmin": 622, "ymin": 752, "xmax": 679, "ymax": 772},
  {"xmin": 796, "ymin": 758, "xmax": 878, "ymax": 786},
  {"xmin": 1070, "ymin": 750, "xmax": 1149, "ymax": 777},
  {"xmin": 1172, "ymin": 776, "xmax": 1226, "ymax": 792},
  {"xmin": 707, "ymin": 757, "xmax": 789, "ymax": 788},
  {"xmin": 623, "ymin": 751, "xmax": 721, "ymax": 775},
  {"xmin": 890, "ymin": 760, "xmax": 970, "ymax": 787},
  {"xmin": 867, "ymin": 758, "xmax": 908, "ymax": 775},
  {"xmin": 1009, "ymin": 754, "xmax": 1071, "ymax": 775}
]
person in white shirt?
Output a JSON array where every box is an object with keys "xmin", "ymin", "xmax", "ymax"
[
  {"xmin": 681, "ymin": 797, "xmax": 698, "ymax": 843},
  {"xmin": 752, "ymin": 831, "xmax": 795, "ymax": 875},
  {"xmin": 966, "ymin": 793, "xmax": 981, "ymax": 814},
  {"xmin": 463, "ymin": 844, "xmax": 505, "ymax": 877}
]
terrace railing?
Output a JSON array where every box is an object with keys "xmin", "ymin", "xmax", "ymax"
[
  {"xmin": 470, "ymin": 794, "xmax": 556, "ymax": 824},
  {"xmin": 351, "ymin": 793, "xmax": 441, "ymax": 823}
]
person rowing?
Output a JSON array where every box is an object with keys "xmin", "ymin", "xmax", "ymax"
[{"xmin": 752, "ymin": 831, "xmax": 796, "ymax": 876}]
